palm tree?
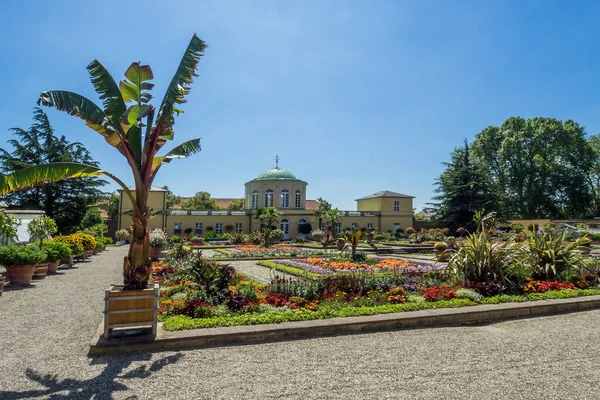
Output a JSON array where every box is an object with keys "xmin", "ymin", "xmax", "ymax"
[
  {"xmin": 323, "ymin": 208, "xmax": 342, "ymax": 243},
  {"xmin": 0, "ymin": 34, "xmax": 206, "ymax": 289},
  {"xmin": 256, "ymin": 207, "xmax": 281, "ymax": 247}
]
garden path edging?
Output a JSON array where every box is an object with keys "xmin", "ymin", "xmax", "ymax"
[{"xmin": 88, "ymin": 294, "xmax": 600, "ymax": 356}]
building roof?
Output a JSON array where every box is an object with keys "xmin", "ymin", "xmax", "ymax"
[
  {"xmin": 253, "ymin": 167, "xmax": 298, "ymax": 181},
  {"xmin": 355, "ymin": 190, "xmax": 414, "ymax": 200},
  {"xmin": 122, "ymin": 185, "xmax": 167, "ymax": 192},
  {"xmin": 305, "ymin": 200, "xmax": 319, "ymax": 211}
]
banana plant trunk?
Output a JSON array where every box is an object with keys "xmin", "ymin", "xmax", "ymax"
[{"xmin": 124, "ymin": 192, "xmax": 152, "ymax": 289}]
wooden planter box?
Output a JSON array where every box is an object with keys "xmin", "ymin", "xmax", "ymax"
[
  {"xmin": 103, "ymin": 283, "xmax": 159, "ymax": 339},
  {"xmin": 0, "ymin": 275, "xmax": 5, "ymax": 297}
]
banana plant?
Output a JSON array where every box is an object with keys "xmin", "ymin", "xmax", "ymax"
[{"xmin": 0, "ymin": 34, "xmax": 206, "ymax": 289}]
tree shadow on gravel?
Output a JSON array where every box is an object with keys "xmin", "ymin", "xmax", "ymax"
[{"xmin": 0, "ymin": 352, "xmax": 183, "ymax": 399}]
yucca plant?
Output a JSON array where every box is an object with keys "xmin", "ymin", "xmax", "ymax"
[
  {"xmin": 0, "ymin": 34, "xmax": 206, "ymax": 289},
  {"xmin": 448, "ymin": 229, "xmax": 524, "ymax": 287},
  {"xmin": 526, "ymin": 232, "xmax": 588, "ymax": 280}
]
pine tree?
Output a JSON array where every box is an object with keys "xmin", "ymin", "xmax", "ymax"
[
  {"xmin": 432, "ymin": 141, "xmax": 499, "ymax": 233},
  {"xmin": 0, "ymin": 108, "xmax": 106, "ymax": 232}
]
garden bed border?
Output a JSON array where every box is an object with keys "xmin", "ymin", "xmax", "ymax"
[{"xmin": 89, "ymin": 294, "xmax": 600, "ymax": 356}]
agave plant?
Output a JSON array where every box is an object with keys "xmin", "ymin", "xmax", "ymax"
[
  {"xmin": 340, "ymin": 228, "xmax": 365, "ymax": 257},
  {"xmin": 0, "ymin": 35, "xmax": 206, "ymax": 289},
  {"xmin": 526, "ymin": 232, "xmax": 588, "ymax": 280},
  {"xmin": 255, "ymin": 207, "xmax": 282, "ymax": 247},
  {"xmin": 448, "ymin": 230, "xmax": 524, "ymax": 287}
]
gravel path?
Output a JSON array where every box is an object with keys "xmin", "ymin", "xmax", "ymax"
[
  {"xmin": 2, "ymin": 248, "xmax": 600, "ymax": 399},
  {"xmin": 227, "ymin": 260, "xmax": 280, "ymax": 284}
]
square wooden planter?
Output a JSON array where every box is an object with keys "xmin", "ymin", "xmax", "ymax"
[{"xmin": 103, "ymin": 283, "xmax": 159, "ymax": 339}]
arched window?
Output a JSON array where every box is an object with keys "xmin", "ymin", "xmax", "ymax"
[
  {"xmin": 295, "ymin": 190, "xmax": 301, "ymax": 208},
  {"xmin": 280, "ymin": 218, "xmax": 289, "ymax": 235},
  {"xmin": 251, "ymin": 191, "xmax": 258, "ymax": 209},
  {"xmin": 298, "ymin": 219, "xmax": 307, "ymax": 225},
  {"xmin": 265, "ymin": 189, "xmax": 273, "ymax": 207},
  {"xmin": 281, "ymin": 189, "xmax": 289, "ymax": 208}
]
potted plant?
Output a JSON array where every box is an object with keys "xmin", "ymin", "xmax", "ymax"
[
  {"xmin": 28, "ymin": 215, "xmax": 59, "ymax": 279},
  {"xmin": 149, "ymin": 229, "xmax": 168, "ymax": 259},
  {"xmin": 77, "ymin": 233, "xmax": 96, "ymax": 258},
  {"xmin": 433, "ymin": 241, "xmax": 448, "ymax": 256},
  {"xmin": 0, "ymin": 210, "xmax": 21, "ymax": 289},
  {"xmin": 43, "ymin": 240, "xmax": 72, "ymax": 273},
  {"xmin": 52, "ymin": 234, "xmax": 84, "ymax": 261},
  {"xmin": 0, "ymin": 245, "xmax": 47, "ymax": 286}
]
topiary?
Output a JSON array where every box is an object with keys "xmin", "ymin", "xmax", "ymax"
[
  {"xmin": 434, "ymin": 241, "xmax": 448, "ymax": 251},
  {"xmin": 77, "ymin": 233, "xmax": 96, "ymax": 251}
]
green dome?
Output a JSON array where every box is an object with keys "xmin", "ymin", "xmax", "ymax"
[{"xmin": 254, "ymin": 167, "xmax": 297, "ymax": 181}]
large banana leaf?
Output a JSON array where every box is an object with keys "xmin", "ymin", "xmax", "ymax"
[
  {"xmin": 37, "ymin": 90, "xmax": 124, "ymax": 149},
  {"xmin": 155, "ymin": 34, "xmax": 207, "ymax": 145},
  {"xmin": 87, "ymin": 60, "xmax": 127, "ymax": 120},
  {"xmin": 150, "ymin": 138, "xmax": 201, "ymax": 181},
  {"xmin": 0, "ymin": 162, "xmax": 134, "ymax": 206}
]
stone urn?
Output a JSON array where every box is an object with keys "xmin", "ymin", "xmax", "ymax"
[
  {"xmin": 0, "ymin": 275, "xmax": 5, "ymax": 296},
  {"xmin": 150, "ymin": 246, "xmax": 163, "ymax": 259}
]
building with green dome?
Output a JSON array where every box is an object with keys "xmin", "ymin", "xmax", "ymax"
[{"xmin": 118, "ymin": 157, "xmax": 414, "ymax": 239}]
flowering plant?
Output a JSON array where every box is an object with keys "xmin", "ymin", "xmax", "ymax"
[{"xmin": 149, "ymin": 229, "xmax": 168, "ymax": 248}]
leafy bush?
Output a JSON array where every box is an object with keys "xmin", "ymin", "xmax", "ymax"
[
  {"xmin": 76, "ymin": 233, "xmax": 96, "ymax": 251},
  {"xmin": 27, "ymin": 215, "xmax": 58, "ymax": 245},
  {"xmin": 593, "ymin": 233, "xmax": 600, "ymax": 241},
  {"xmin": 0, "ymin": 245, "xmax": 46, "ymax": 266},
  {"xmin": 526, "ymin": 233, "xmax": 588, "ymax": 280},
  {"xmin": 169, "ymin": 235, "xmax": 183, "ymax": 245},
  {"xmin": 52, "ymin": 234, "xmax": 84, "ymax": 256},
  {"xmin": 115, "ymin": 229, "xmax": 129, "ymax": 240},
  {"xmin": 84, "ymin": 223, "xmax": 108, "ymax": 237},
  {"xmin": 372, "ymin": 233, "xmax": 392, "ymax": 241},
  {"xmin": 269, "ymin": 229, "xmax": 284, "ymax": 241},
  {"xmin": 448, "ymin": 232, "xmax": 525, "ymax": 287},
  {"xmin": 43, "ymin": 241, "xmax": 72, "ymax": 261},
  {"xmin": 455, "ymin": 288, "xmax": 483, "ymax": 301},
  {"xmin": 434, "ymin": 241, "xmax": 448, "ymax": 251},
  {"xmin": 351, "ymin": 252, "xmax": 368, "ymax": 263}
]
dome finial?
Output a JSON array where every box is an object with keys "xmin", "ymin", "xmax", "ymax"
[{"xmin": 275, "ymin": 155, "xmax": 279, "ymax": 169}]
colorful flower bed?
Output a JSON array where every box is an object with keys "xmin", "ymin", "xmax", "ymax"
[
  {"xmin": 259, "ymin": 257, "xmax": 447, "ymax": 276},
  {"xmin": 155, "ymin": 250, "xmax": 600, "ymax": 331}
]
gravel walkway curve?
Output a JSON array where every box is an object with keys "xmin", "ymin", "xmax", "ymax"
[{"xmin": 2, "ymin": 248, "xmax": 600, "ymax": 399}]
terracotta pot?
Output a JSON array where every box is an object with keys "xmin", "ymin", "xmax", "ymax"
[
  {"xmin": 86, "ymin": 250, "xmax": 94, "ymax": 258},
  {"xmin": 150, "ymin": 246, "xmax": 163, "ymax": 259},
  {"xmin": 93, "ymin": 249, "xmax": 98, "ymax": 255},
  {"xmin": 33, "ymin": 263, "xmax": 49, "ymax": 280},
  {"xmin": 5, "ymin": 265, "xmax": 36, "ymax": 286},
  {"xmin": 0, "ymin": 275, "xmax": 5, "ymax": 296},
  {"xmin": 47, "ymin": 259, "xmax": 60, "ymax": 274}
]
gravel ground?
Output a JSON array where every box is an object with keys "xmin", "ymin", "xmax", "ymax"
[
  {"xmin": 2, "ymin": 247, "xmax": 600, "ymax": 399},
  {"xmin": 228, "ymin": 260, "xmax": 284, "ymax": 283}
]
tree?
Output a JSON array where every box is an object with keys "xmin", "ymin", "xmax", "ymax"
[
  {"xmin": 182, "ymin": 191, "xmax": 220, "ymax": 210},
  {"xmin": 99, "ymin": 192, "xmax": 119, "ymax": 220},
  {"xmin": 0, "ymin": 34, "xmax": 206, "ymax": 289},
  {"xmin": 315, "ymin": 197, "xmax": 332, "ymax": 229},
  {"xmin": 255, "ymin": 207, "xmax": 281, "ymax": 247},
  {"xmin": 471, "ymin": 117, "xmax": 593, "ymax": 219},
  {"xmin": 0, "ymin": 108, "xmax": 107, "ymax": 233},
  {"xmin": 586, "ymin": 134, "xmax": 600, "ymax": 217},
  {"xmin": 227, "ymin": 198, "xmax": 245, "ymax": 210},
  {"xmin": 162, "ymin": 185, "xmax": 181, "ymax": 209},
  {"xmin": 28, "ymin": 215, "xmax": 58, "ymax": 247},
  {"xmin": 80, "ymin": 208, "xmax": 103, "ymax": 229},
  {"xmin": 432, "ymin": 141, "xmax": 499, "ymax": 233}
]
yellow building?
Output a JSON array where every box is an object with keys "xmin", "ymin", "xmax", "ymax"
[{"xmin": 118, "ymin": 163, "xmax": 414, "ymax": 239}]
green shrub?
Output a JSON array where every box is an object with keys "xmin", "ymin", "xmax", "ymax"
[
  {"xmin": 526, "ymin": 233, "xmax": 588, "ymax": 280},
  {"xmin": 0, "ymin": 245, "xmax": 46, "ymax": 266},
  {"xmin": 269, "ymin": 229, "xmax": 285, "ymax": 241},
  {"xmin": 434, "ymin": 241, "xmax": 448, "ymax": 251},
  {"xmin": 448, "ymin": 232, "xmax": 525, "ymax": 287},
  {"xmin": 77, "ymin": 233, "xmax": 96, "ymax": 251},
  {"xmin": 43, "ymin": 241, "xmax": 72, "ymax": 261}
]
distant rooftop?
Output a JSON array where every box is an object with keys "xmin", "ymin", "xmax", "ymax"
[{"xmin": 355, "ymin": 190, "xmax": 414, "ymax": 200}]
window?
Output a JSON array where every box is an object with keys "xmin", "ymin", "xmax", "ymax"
[
  {"xmin": 394, "ymin": 201, "xmax": 400, "ymax": 211},
  {"xmin": 295, "ymin": 190, "xmax": 301, "ymax": 208},
  {"xmin": 280, "ymin": 219, "xmax": 289, "ymax": 235},
  {"xmin": 298, "ymin": 219, "xmax": 307, "ymax": 225},
  {"xmin": 281, "ymin": 189, "xmax": 289, "ymax": 208},
  {"xmin": 393, "ymin": 223, "xmax": 401, "ymax": 234},
  {"xmin": 174, "ymin": 222, "xmax": 182, "ymax": 235},
  {"xmin": 265, "ymin": 189, "xmax": 273, "ymax": 207},
  {"xmin": 251, "ymin": 191, "xmax": 258, "ymax": 209},
  {"xmin": 195, "ymin": 223, "xmax": 203, "ymax": 235},
  {"xmin": 335, "ymin": 224, "xmax": 342, "ymax": 234},
  {"xmin": 235, "ymin": 222, "xmax": 243, "ymax": 233},
  {"xmin": 215, "ymin": 223, "xmax": 223, "ymax": 235},
  {"xmin": 351, "ymin": 223, "xmax": 359, "ymax": 230},
  {"xmin": 367, "ymin": 223, "xmax": 373, "ymax": 229}
]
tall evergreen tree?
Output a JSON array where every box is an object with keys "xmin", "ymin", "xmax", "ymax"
[
  {"xmin": 0, "ymin": 108, "xmax": 106, "ymax": 232},
  {"xmin": 432, "ymin": 141, "xmax": 499, "ymax": 233}
]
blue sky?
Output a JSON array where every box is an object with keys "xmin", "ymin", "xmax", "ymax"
[{"xmin": 1, "ymin": 0, "xmax": 599, "ymax": 211}]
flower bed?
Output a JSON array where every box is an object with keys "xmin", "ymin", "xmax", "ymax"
[
  {"xmin": 213, "ymin": 246, "xmax": 332, "ymax": 259},
  {"xmin": 156, "ymin": 247, "xmax": 600, "ymax": 331},
  {"xmin": 259, "ymin": 257, "xmax": 446, "ymax": 276}
]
